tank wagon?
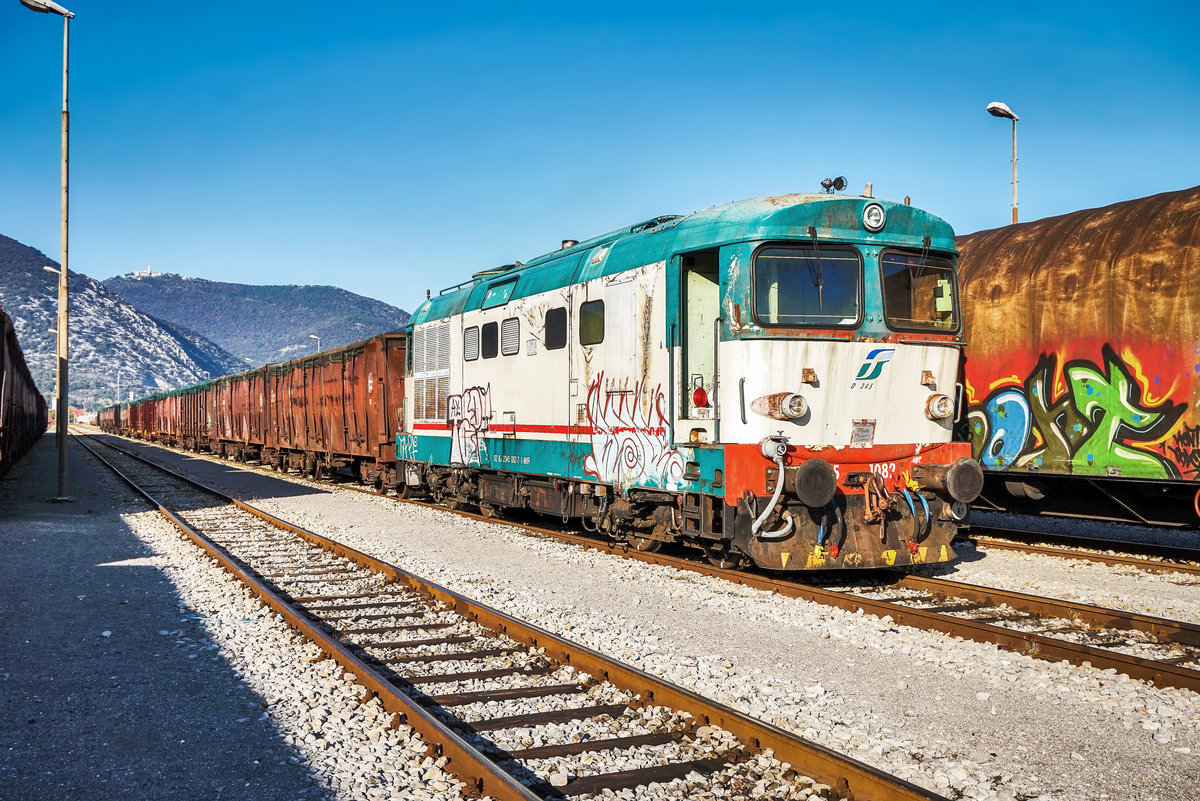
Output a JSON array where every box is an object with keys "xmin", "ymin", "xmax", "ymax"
[
  {"xmin": 397, "ymin": 192, "xmax": 983, "ymax": 570},
  {"xmin": 104, "ymin": 332, "xmax": 406, "ymax": 490},
  {"xmin": 957, "ymin": 185, "xmax": 1200, "ymax": 526},
  {"xmin": 1, "ymin": 306, "xmax": 48, "ymax": 476}
]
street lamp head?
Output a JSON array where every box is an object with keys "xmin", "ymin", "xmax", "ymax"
[
  {"xmin": 986, "ymin": 101, "xmax": 1019, "ymax": 121},
  {"xmin": 19, "ymin": 0, "xmax": 74, "ymax": 17}
]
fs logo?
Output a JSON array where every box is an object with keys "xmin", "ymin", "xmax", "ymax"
[{"xmin": 854, "ymin": 348, "xmax": 895, "ymax": 384}]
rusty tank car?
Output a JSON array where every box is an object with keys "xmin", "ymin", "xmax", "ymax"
[{"xmin": 956, "ymin": 185, "xmax": 1200, "ymax": 526}]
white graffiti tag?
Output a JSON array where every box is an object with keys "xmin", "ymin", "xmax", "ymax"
[
  {"xmin": 583, "ymin": 372, "xmax": 685, "ymax": 487},
  {"xmin": 449, "ymin": 385, "xmax": 492, "ymax": 466}
]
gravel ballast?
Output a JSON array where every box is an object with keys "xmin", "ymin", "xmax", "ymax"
[{"xmin": 103, "ymin": 438, "xmax": 1200, "ymax": 800}]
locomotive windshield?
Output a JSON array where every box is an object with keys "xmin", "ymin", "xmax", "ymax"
[
  {"xmin": 880, "ymin": 251, "xmax": 959, "ymax": 332},
  {"xmin": 752, "ymin": 245, "xmax": 861, "ymax": 327}
]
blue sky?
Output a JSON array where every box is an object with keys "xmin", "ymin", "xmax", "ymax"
[{"xmin": 4, "ymin": 1, "xmax": 1198, "ymax": 313}]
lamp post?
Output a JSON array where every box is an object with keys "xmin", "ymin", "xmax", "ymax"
[
  {"xmin": 21, "ymin": 0, "xmax": 75, "ymax": 501},
  {"xmin": 986, "ymin": 101, "xmax": 1020, "ymax": 224},
  {"xmin": 309, "ymin": 334, "xmax": 321, "ymax": 353}
]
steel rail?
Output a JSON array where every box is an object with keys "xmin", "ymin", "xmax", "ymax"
[
  {"xmin": 962, "ymin": 533, "xmax": 1200, "ymax": 577},
  {"xmin": 893, "ymin": 574, "xmax": 1200, "ymax": 648},
  {"xmin": 87, "ymin": 430, "xmax": 1200, "ymax": 694},
  {"xmin": 80, "ymin": 432, "xmax": 944, "ymax": 801},
  {"xmin": 74, "ymin": 434, "xmax": 542, "ymax": 801}
]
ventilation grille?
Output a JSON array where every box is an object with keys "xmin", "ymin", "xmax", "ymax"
[
  {"xmin": 501, "ymin": 317, "xmax": 520, "ymax": 356},
  {"xmin": 413, "ymin": 321, "xmax": 450, "ymax": 421}
]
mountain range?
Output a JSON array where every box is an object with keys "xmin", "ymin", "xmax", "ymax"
[
  {"xmin": 103, "ymin": 272, "xmax": 409, "ymax": 367},
  {"xmin": 0, "ymin": 234, "xmax": 409, "ymax": 410}
]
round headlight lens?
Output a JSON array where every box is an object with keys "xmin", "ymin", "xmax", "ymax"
[
  {"xmin": 783, "ymin": 393, "xmax": 808, "ymax": 418},
  {"xmin": 863, "ymin": 202, "xmax": 886, "ymax": 232},
  {"xmin": 925, "ymin": 393, "xmax": 954, "ymax": 420}
]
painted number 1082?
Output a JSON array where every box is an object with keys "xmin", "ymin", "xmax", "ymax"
[{"xmin": 869, "ymin": 462, "xmax": 897, "ymax": 479}]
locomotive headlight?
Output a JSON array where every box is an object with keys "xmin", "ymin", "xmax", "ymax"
[
  {"xmin": 925, "ymin": 393, "xmax": 954, "ymax": 420},
  {"xmin": 783, "ymin": 393, "xmax": 808, "ymax": 419},
  {"xmin": 863, "ymin": 202, "xmax": 886, "ymax": 232}
]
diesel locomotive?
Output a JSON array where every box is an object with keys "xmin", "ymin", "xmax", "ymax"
[
  {"xmin": 396, "ymin": 191, "xmax": 982, "ymax": 570},
  {"xmin": 101, "ymin": 189, "xmax": 984, "ymax": 571}
]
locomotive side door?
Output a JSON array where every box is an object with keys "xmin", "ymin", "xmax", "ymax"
[{"xmin": 680, "ymin": 249, "xmax": 721, "ymax": 442}]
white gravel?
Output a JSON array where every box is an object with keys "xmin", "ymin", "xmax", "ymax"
[
  {"xmin": 112, "ymin": 441, "xmax": 1200, "ymax": 800},
  {"xmin": 113, "ymin": 503, "xmax": 471, "ymax": 801}
]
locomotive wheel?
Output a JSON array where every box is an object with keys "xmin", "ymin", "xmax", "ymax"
[
  {"xmin": 625, "ymin": 533, "xmax": 662, "ymax": 553},
  {"xmin": 706, "ymin": 548, "xmax": 747, "ymax": 570}
]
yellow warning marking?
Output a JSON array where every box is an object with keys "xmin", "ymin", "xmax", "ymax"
[
  {"xmin": 844, "ymin": 552, "xmax": 864, "ymax": 567},
  {"xmin": 918, "ymin": 546, "xmax": 928, "ymax": 563},
  {"xmin": 882, "ymin": 549, "xmax": 896, "ymax": 566},
  {"xmin": 804, "ymin": 548, "xmax": 827, "ymax": 569},
  {"xmin": 781, "ymin": 551, "xmax": 791, "ymax": 569},
  {"xmin": 940, "ymin": 545, "xmax": 948, "ymax": 562}
]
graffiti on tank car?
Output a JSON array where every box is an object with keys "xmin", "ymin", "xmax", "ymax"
[
  {"xmin": 1160, "ymin": 423, "xmax": 1200, "ymax": 478},
  {"xmin": 448, "ymin": 385, "xmax": 492, "ymax": 466},
  {"xmin": 583, "ymin": 371, "xmax": 685, "ymax": 487},
  {"xmin": 967, "ymin": 345, "xmax": 1189, "ymax": 479}
]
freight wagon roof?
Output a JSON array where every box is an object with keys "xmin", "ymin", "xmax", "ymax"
[
  {"xmin": 410, "ymin": 193, "xmax": 957, "ymax": 326},
  {"xmin": 955, "ymin": 184, "xmax": 1200, "ymax": 281}
]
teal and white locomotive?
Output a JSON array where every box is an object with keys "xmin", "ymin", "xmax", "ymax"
[{"xmin": 397, "ymin": 189, "xmax": 983, "ymax": 571}]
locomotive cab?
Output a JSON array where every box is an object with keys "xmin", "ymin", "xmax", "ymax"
[{"xmin": 702, "ymin": 216, "xmax": 982, "ymax": 570}]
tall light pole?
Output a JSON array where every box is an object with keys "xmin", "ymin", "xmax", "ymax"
[
  {"xmin": 309, "ymin": 334, "xmax": 321, "ymax": 353},
  {"xmin": 21, "ymin": 0, "xmax": 75, "ymax": 501},
  {"xmin": 986, "ymin": 101, "xmax": 1020, "ymax": 224}
]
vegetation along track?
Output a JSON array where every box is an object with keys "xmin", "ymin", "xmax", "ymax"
[{"xmin": 77, "ymin": 432, "xmax": 941, "ymax": 801}]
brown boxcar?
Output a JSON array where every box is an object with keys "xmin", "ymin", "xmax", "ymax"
[
  {"xmin": 99, "ymin": 332, "xmax": 405, "ymax": 491},
  {"xmin": 0, "ymin": 306, "xmax": 48, "ymax": 476},
  {"xmin": 263, "ymin": 333, "xmax": 406, "ymax": 488},
  {"xmin": 210, "ymin": 367, "xmax": 268, "ymax": 461},
  {"xmin": 957, "ymin": 185, "xmax": 1200, "ymax": 525}
]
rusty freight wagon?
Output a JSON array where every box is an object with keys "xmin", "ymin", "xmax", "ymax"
[
  {"xmin": 957, "ymin": 185, "xmax": 1200, "ymax": 526},
  {"xmin": 211, "ymin": 367, "xmax": 269, "ymax": 461},
  {"xmin": 1, "ymin": 306, "xmax": 48, "ymax": 476},
  {"xmin": 263, "ymin": 333, "xmax": 406, "ymax": 490},
  {"xmin": 99, "ymin": 332, "xmax": 407, "ymax": 493}
]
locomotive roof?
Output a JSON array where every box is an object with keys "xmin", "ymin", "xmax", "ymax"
[{"xmin": 410, "ymin": 192, "xmax": 956, "ymax": 326}]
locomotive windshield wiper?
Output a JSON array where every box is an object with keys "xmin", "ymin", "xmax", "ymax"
[{"xmin": 807, "ymin": 226, "xmax": 824, "ymax": 310}]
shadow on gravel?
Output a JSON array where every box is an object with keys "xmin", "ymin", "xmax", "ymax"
[{"xmin": 0, "ymin": 435, "xmax": 333, "ymax": 801}]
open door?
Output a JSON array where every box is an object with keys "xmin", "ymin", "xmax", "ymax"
[{"xmin": 680, "ymin": 250, "xmax": 721, "ymax": 439}]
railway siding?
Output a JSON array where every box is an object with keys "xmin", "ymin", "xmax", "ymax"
[
  {"xmin": 83, "ymin": 432, "xmax": 936, "ymax": 801},
  {"xmin": 102, "ymin": 431, "xmax": 1200, "ymax": 801}
]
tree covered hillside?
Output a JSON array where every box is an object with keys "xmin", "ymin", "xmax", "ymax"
[
  {"xmin": 0, "ymin": 235, "xmax": 247, "ymax": 409},
  {"xmin": 103, "ymin": 272, "xmax": 410, "ymax": 366}
]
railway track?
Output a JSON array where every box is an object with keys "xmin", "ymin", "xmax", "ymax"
[
  {"xmin": 961, "ymin": 527, "xmax": 1200, "ymax": 578},
  {"xmin": 77, "ymin": 431, "xmax": 942, "ymax": 801},
  {"xmin": 89, "ymin": 432, "xmax": 1200, "ymax": 694}
]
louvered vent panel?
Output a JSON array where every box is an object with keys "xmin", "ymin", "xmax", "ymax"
[
  {"xmin": 436, "ymin": 376, "xmax": 449, "ymax": 419},
  {"xmin": 463, "ymin": 327, "xmax": 479, "ymax": 361},
  {"xmin": 501, "ymin": 318, "xmax": 520, "ymax": 356}
]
